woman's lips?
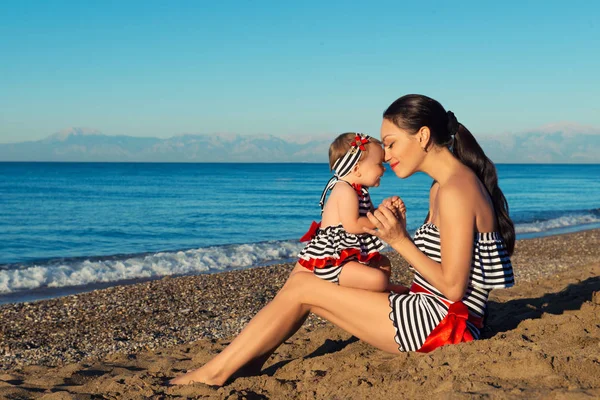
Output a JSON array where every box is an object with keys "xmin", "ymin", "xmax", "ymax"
[{"xmin": 390, "ymin": 161, "xmax": 399, "ymax": 169}]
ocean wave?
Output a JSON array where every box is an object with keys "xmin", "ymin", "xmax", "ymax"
[
  {"xmin": 2, "ymin": 208, "xmax": 599, "ymax": 296},
  {"xmin": 514, "ymin": 208, "xmax": 600, "ymax": 233},
  {"xmin": 0, "ymin": 240, "xmax": 304, "ymax": 295}
]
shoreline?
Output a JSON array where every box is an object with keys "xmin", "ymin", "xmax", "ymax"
[
  {"xmin": 2, "ymin": 224, "xmax": 600, "ymax": 306},
  {"xmin": 0, "ymin": 228, "xmax": 599, "ymax": 398}
]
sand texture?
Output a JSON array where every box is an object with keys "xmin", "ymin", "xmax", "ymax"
[{"xmin": 1, "ymin": 229, "xmax": 599, "ymax": 399}]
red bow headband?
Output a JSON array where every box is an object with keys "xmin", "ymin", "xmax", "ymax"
[{"xmin": 351, "ymin": 134, "xmax": 369, "ymax": 151}]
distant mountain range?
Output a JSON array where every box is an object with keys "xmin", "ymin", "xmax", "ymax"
[{"xmin": 1, "ymin": 124, "xmax": 599, "ymax": 163}]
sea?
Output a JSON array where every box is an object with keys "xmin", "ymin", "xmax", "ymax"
[{"xmin": 1, "ymin": 162, "xmax": 599, "ymax": 304}]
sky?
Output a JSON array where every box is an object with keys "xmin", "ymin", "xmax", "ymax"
[{"xmin": 1, "ymin": 0, "xmax": 599, "ymax": 144}]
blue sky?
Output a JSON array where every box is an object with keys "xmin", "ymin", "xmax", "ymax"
[{"xmin": 1, "ymin": 0, "xmax": 599, "ymax": 143}]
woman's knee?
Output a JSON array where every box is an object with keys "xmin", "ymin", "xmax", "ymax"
[{"xmin": 280, "ymin": 269, "xmax": 314, "ymax": 300}]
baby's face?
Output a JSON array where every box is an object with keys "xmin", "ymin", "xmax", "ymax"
[{"xmin": 357, "ymin": 143, "xmax": 385, "ymax": 187}]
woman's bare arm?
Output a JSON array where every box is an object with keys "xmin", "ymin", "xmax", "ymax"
[{"xmin": 365, "ymin": 183, "xmax": 474, "ymax": 302}]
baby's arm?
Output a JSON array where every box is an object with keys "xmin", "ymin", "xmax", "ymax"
[{"xmin": 333, "ymin": 184, "xmax": 375, "ymax": 234}]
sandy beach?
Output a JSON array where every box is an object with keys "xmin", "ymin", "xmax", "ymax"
[{"xmin": 1, "ymin": 228, "xmax": 599, "ymax": 399}]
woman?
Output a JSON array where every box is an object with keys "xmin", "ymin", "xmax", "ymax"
[{"xmin": 170, "ymin": 94, "xmax": 515, "ymax": 385}]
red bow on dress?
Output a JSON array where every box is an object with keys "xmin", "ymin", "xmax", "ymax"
[
  {"xmin": 351, "ymin": 183, "xmax": 364, "ymax": 199},
  {"xmin": 351, "ymin": 135, "xmax": 369, "ymax": 151},
  {"xmin": 299, "ymin": 221, "xmax": 321, "ymax": 242},
  {"xmin": 409, "ymin": 282, "xmax": 482, "ymax": 353},
  {"xmin": 417, "ymin": 301, "xmax": 474, "ymax": 353}
]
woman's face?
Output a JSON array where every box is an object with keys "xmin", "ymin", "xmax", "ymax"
[{"xmin": 380, "ymin": 118, "xmax": 424, "ymax": 179}]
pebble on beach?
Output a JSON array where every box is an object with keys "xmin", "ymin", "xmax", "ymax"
[{"xmin": 1, "ymin": 229, "xmax": 598, "ymax": 371}]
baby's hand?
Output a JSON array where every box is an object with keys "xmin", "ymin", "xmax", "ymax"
[
  {"xmin": 380, "ymin": 196, "xmax": 406, "ymax": 220},
  {"xmin": 391, "ymin": 198, "xmax": 406, "ymax": 220}
]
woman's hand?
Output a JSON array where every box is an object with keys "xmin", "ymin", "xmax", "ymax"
[{"xmin": 364, "ymin": 197, "xmax": 409, "ymax": 248}]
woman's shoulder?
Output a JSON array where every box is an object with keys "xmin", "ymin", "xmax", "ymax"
[
  {"xmin": 435, "ymin": 173, "xmax": 480, "ymax": 220},
  {"xmin": 438, "ymin": 176, "xmax": 475, "ymax": 200},
  {"xmin": 437, "ymin": 170, "xmax": 497, "ymax": 232},
  {"xmin": 439, "ymin": 170, "xmax": 481, "ymax": 198}
]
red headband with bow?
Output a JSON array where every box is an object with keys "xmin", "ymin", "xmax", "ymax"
[{"xmin": 351, "ymin": 134, "xmax": 369, "ymax": 151}]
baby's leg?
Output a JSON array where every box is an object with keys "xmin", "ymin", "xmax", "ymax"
[
  {"xmin": 338, "ymin": 261, "xmax": 389, "ymax": 292},
  {"xmin": 370, "ymin": 255, "xmax": 391, "ymax": 277},
  {"xmin": 369, "ymin": 255, "xmax": 409, "ymax": 294}
]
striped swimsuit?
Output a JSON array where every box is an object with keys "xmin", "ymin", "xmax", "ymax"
[
  {"xmin": 388, "ymin": 223, "xmax": 514, "ymax": 352},
  {"xmin": 298, "ymin": 182, "xmax": 384, "ymax": 283}
]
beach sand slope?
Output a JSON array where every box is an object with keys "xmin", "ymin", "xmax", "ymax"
[{"xmin": 1, "ymin": 229, "xmax": 599, "ymax": 399}]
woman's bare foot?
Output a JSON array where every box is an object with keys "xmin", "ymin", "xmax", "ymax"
[
  {"xmin": 169, "ymin": 351, "xmax": 270, "ymax": 386},
  {"xmin": 231, "ymin": 355, "xmax": 267, "ymax": 378},
  {"xmin": 169, "ymin": 367, "xmax": 225, "ymax": 386}
]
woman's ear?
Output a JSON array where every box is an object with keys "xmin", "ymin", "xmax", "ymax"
[{"xmin": 418, "ymin": 127, "xmax": 431, "ymax": 152}]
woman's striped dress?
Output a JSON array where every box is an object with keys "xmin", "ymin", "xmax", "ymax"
[{"xmin": 388, "ymin": 223, "xmax": 514, "ymax": 352}]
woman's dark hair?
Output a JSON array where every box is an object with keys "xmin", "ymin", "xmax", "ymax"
[{"xmin": 383, "ymin": 94, "xmax": 515, "ymax": 255}]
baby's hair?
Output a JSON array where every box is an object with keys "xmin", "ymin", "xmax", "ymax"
[{"xmin": 328, "ymin": 133, "xmax": 382, "ymax": 171}]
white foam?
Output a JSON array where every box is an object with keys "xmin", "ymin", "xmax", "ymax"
[
  {"xmin": 2, "ymin": 212, "xmax": 597, "ymax": 296},
  {"xmin": 0, "ymin": 240, "xmax": 305, "ymax": 295},
  {"xmin": 515, "ymin": 213, "xmax": 600, "ymax": 233}
]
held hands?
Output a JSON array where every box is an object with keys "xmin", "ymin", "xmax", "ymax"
[
  {"xmin": 389, "ymin": 197, "xmax": 406, "ymax": 220},
  {"xmin": 364, "ymin": 196, "xmax": 409, "ymax": 248},
  {"xmin": 379, "ymin": 196, "xmax": 406, "ymax": 221}
]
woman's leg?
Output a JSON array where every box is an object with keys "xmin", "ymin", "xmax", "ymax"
[
  {"xmin": 231, "ymin": 309, "xmax": 309, "ymax": 378},
  {"xmin": 170, "ymin": 264, "xmax": 400, "ymax": 386},
  {"xmin": 170, "ymin": 264, "xmax": 311, "ymax": 385}
]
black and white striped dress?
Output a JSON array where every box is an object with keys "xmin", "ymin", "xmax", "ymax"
[
  {"xmin": 298, "ymin": 184, "xmax": 385, "ymax": 283},
  {"xmin": 388, "ymin": 223, "xmax": 514, "ymax": 352}
]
